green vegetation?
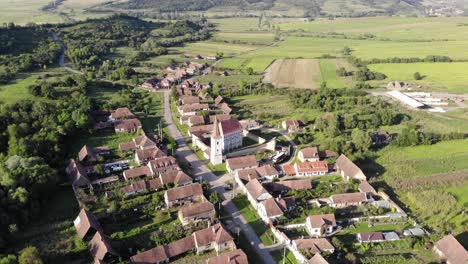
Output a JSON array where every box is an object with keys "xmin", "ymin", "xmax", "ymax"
[
  {"xmin": 319, "ymin": 59, "xmax": 345, "ymax": 88},
  {"xmin": 369, "ymin": 62, "xmax": 468, "ymax": 93},
  {"xmin": 272, "ymin": 249, "xmax": 298, "ymax": 264},
  {"xmin": 207, "ymin": 162, "xmax": 227, "ymax": 176},
  {"xmin": 231, "ymin": 194, "xmax": 275, "ymax": 246}
]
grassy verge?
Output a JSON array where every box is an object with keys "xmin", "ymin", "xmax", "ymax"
[
  {"xmin": 231, "ymin": 194, "xmax": 276, "ymax": 246},
  {"xmin": 271, "ymin": 249, "xmax": 299, "ymax": 264}
]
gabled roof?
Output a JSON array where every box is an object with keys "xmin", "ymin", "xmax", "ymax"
[
  {"xmin": 206, "ymin": 249, "xmax": 248, "ymax": 264},
  {"xmin": 66, "ymin": 159, "xmax": 91, "ymax": 187},
  {"xmin": 111, "ymin": 107, "xmax": 135, "ymax": 120},
  {"xmin": 115, "ymin": 119, "xmax": 142, "ymax": 131},
  {"xmin": 180, "ymin": 103, "xmax": 209, "ymax": 112},
  {"xmin": 245, "ymin": 179, "xmax": 271, "ymax": 200},
  {"xmin": 179, "ymin": 201, "xmax": 214, "ymax": 218},
  {"xmin": 295, "ymin": 161, "xmax": 329, "ymax": 173},
  {"xmin": 260, "ymin": 198, "xmax": 283, "ymax": 217},
  {"xmin": 148, "ymin": 156, "xmax": 178, "ymax": 169},
  {"xmin": 358, "ymin": 181, "xmax": 376, "ymax": 194},
  {"xmin": 89, "ymin": 231, "xmax": 117, "ymax": 261},
  {"xmin": 335, "ymin": 154, "xmax": 366, "ymax": 180},
  {"xmin": 130, "ymin": 245, "xmax": 167, "ymax": 264},
  {"xmin": 294, "ymin": 238, "xmax": 335, "ymax": 254},
  {"xmin": 219, "ymin": 118, "xmax": 242, "ymax": 136},
  {"xmin": 78, "ymin": 145, "xmax": 97, "ymax": 162},
  {"xmin": 307, "ymin": 214, "xmax": 337, "ymax": 229},
  {"xmin": 214, "ymin": 95, "xmax": 224, "ymax": 105},
  {"xmin": 219, "ymin": 103, "xmax": 232, "ymax": 115},
  {"xmin": 188, "ymin": 115, "xmax": 205, "ymax": 125},
  {"xmin": 359, "ymin": 232, "xmax": 384, "ymax": 242},
  {"xmin": 237, "ymin": 168, "xmax": 259, "ymax": 182},
  {"xmin": 123, "ymin": 166, "xmax": 153, "ymax": 180},
  {"xmin": 74, "ymin": 209, "xmax": 103, "ymax": 239},
  {"xmin": 165, "ymin": 183, "xmax": 203, "ymax": 202},
  {"xmin": 308, "ymin": 254, "xmax": 329, "ymax": 264},
  {"xmin": 181, "ymin": 96, "xmax": 200, "ymax": 105},
  {"xmin": 264, "ymin": 180, "xmax": 312, "ymax": 192},
  {"xmin": 193, "ymin": 223, "xmax": 233, "ymax": 246},
  {"xmin": 226, "ymin": 155, "xmax": 257, "ymax": 171},
  {"xmin": 165, "ymin": 236, "xmax": 195, "ymax": 258},
  {"xmin": 435, "ymin": 234, "xmax": 468, "ymax": 264},
  {"xmin": 300, "ymin": 147, "xmax": 319, "ymax": 159},
  {"xmin": 330, "ymin": 193, "xmax": 367, "ymax": 204},
  {"xmin": 134, "ymin": 135, "xmax": 157, "ymax": 149},
  {"xmin": 136, "ymin": 147, "xmax": 166, "ymax": 161},
  {"xmin": 159, "ymin": 170, "xmax": 192, "ymax": 185},
  {"xmin": 209, "ymin": 114, "xmax": 231, "ymax": 123}
]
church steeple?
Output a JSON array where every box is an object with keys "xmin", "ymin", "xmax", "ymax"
[
  {"xmin": 210, "ymin": 117, "xmax": 223, "ymax": 165},
  {"xmin": 212, "ymin": 117, "xmax": 221, "ymax": 139}
]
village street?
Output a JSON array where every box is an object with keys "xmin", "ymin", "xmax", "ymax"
[{"xmin": 162, "ymin": 90, "xmax": 277, "ymax": 264}]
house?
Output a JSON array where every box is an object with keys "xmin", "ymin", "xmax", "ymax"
[
  {"xmin": 178, "ymin": 201, "xmax": 215, "ymax": 226},
  {"xmin": 123, "ymin": 166, "xmax": 153, "ymax": 181},
  {"xmin": 219, "ymin": 103, "xmax": 232, "ymax": 115},
  {"xmin": 298, "ymin": 147, "xmax": 320, "ymax": 162},
  {"xmin": 226, "ymin": 155, "xmax": 257, "ymax": 172},
  {"xmin": 308, "ymin": 254, "xmax": 329, "ymax": 264},
  {"xmin": 109, "ymin": 107, "xmax": 136, "ymax": 121},
  {"xmin": 236, "ymin": 165, "xmax": 279, "ymax": 182},
  {"xmin": 357, "ymin": 232, "xmax": 385, "ymax": 243},
  {"xmin": 121, "ymin": 180, "xmax": 148, "ymax": 196},
  {"xmin": 188, "ymin": 115, "xmax": 205, "ymax": 127},
  {"xmin": 282, "ymin": 119, "xmax": 301, "ymax": 133},
  {"xmin": 306, "ymin": 214, "xmax": 337, "ymax": 236},
  {"xmin": 189, "ymin": 124, "xmax": 214, "ymax": 137},
  {"xmin": 148, "ymin": 156, "xmax": 179, "ymax": 175},
  {"xmin": 164, "ymin": 183, "xmax": 204, "ymax": 207},
  {"xmin": 245, "ymin": 179, "xmax": 272, "ymax": 203},
  {"xmin": 130, "ymin": 224, "xmax": 234, "ymax": 264},
  {"xmin": 358, "ymin": 181, "xmax": 376, "ymax": 195},
  {"xmin": 135, "ymin": 147, "xmax": 166, "ymax": 165},
  {"xmin": 263, "ymin": 180, "xmax": 312, "ymax": 194},
  {"xmin": 180, "ymin": 96, "xmax": 200, "ymax": 105},
  {"xmin": 88, "ymin": 231, "xmax": 118, "ymax": 262},
  {"xmin": 74, "ymin": 209, "xmax": 102, "ymax": 240},
  {"xmin": 179, "ymin": 103, "xmax": 209, "ymax": 116},
  {"xmin": 335, "ymin": 154, "xmax": 367, "ymax": 181},
  {"xmin": 292, "ymin": 238, "xmax": 335, "ymax": 255},
  {"xmin": 329, "ymin": 193, "xmax": 367, "ymax": 208},
  {"xmin": 119, "ymin": 135, "xmax": 157, "ymax": 152},
  {"xmin": 193, "ymin": 224, "xmax": 236, "ymax": 254},
  {"xmin": 214, "ymin": 95, "xmax": 224, "ymax": 105},
  {"xmin": 239, "ymin": 119, "xmax": 261, "ymax": 131},
  {"xmin": 206, "ymin": 249, "xmax": 248, "ymax": 264},
  {"xmin": 66, "ymin": 159, "xmax": 91, "ymax": 188},
  {"xmin": 159, "ymin": 170, "xmax": 192, "ymax": 186},
  {"xmin": 209, "ymin": 114, "xmax": 231, "ymax": 123},
  {"xmin": 114, "ymin": 119, "xmax": 142, "ymax": 133},
  {"xmin": 434, "ymin": 234, "xmax": 468, "ymax": 264},
  {"xmin": 293, "ymin": 160, "xmax": 329, "ymax": 177},
  {"xmin": 386, "ymin": 81, "xmax": 406, "ymax": 90},
  {"xmin": 78, "ymin": 145, "xmax": 97, "ymax": 162},
  {"xmin": 258, "ymin": 197, "xmax": 295, "ymax": 223}
]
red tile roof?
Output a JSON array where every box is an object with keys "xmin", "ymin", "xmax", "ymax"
[
  {"xmin": 330, "ymin": 193, "xmax": 367, "ymax": 204},
  {"xmin": 435, "ymin": 234, "xmax": 468, "ymax": 264},
  {"xmin": 300, "ymin": 147, "xmax": 319, "ymax": 159},
  {"xmin": 193, "ymin": 223, "xmax": 233, "ymax": 246},
  {"xmin": 159, "ymin": 170, "xmax": 192, "ymax": 185},
  {"xmin": 260, "ymin": 198, "xmax": 283, "ymax": 217},
  {"xmin": 220, "ymin": 118, "xmax": 242, "ymax": 136},
  {"xmin": 165, "ymin": 183, "xmax": 203, "ymax": 202},
  {"xmin": 295, "ymin": 161, "xmax": 329, "ymax": 174},
  {"xmin": 307, "ymin": 214, "xmax": 337, "ymax": 229},
  {"xmin": 74, "ymin": 209, "xmax": 102, "ymax": 239},
  {"xmin": 294, "ymin": 238, "xmax": 335, "ymax": 254},
  {"xmin": 89, "ymin": 231, "xmax": 117, "ymax": 261},
  {"xmin": 226, "ymin": 155, "xmax": 257, "ymax": 171},
  {"xmin": 245, "ymin": 179, "xmax": 271, "ymax": 200},
  {"xmin": 206, "ymin": 249, "xmax": 248, "ymax": 264},
  {"xmin": 179, "ymin": 201, "xmax": 215, "ymax": 218},
  {"xmin": 115, "ymin": 119, "xmax": 142, "ymax": 132},
  {"xmin": 359, "ymin": 232, "xmax": 384, "ymax": 243},
  {"xmin": 123, "ymin": 166, "xmax": 153, "ymax": 180},
  {"xmin": 78, "ymin": 145, "xmax": 97, "ymax": 162},
  {"xmin": 336, "ymin": 154, "xmax": 366, "ymax": 180},
  {"xmin": 264, "ymin": 180, "xmax": 312, "ymax": 192},
  {"xmin": 111, "ymin": 107, "xmax": 135, "ymax": 120}
]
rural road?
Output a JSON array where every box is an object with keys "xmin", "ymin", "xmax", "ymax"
[
  {"xmin": 162, "ymin": 90, "xmax": 276, "ymax": 264},
  {"xmin": 51, "ymin": 32, "xmax": 84, "ymax": 75}
]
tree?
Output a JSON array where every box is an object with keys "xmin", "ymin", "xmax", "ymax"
[
  {"xmin": 209, "ymin": 192, "xmax": 222, "ymax": 207},
  {"xmin": 351, "ymin": 128, "xmax": 371, "ymax": 155},
  {"xmin": 414, "ymin": 72, "xmax": 422, "ymax": 80},
  {"xmin": 0, "ymin": 255, "xmax": 17, "ymax": 264},
  {"xmin": 342, "ymin": 46, "xmax": 352, "ymax": 55},
  {"xmin": 244, "ymin": 67, "xmax": 254, "ymax": 75},
  {"xmin": 18, "ymin": 247, "xmax": 43, "ymax": 264}
]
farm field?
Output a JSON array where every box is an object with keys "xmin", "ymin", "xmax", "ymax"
[
  {"xmin": 278, "ymin": 16, "xmax": 468, "ymax": 41},
  {"xmin": 263, "ymin": 59, "xmax": 320, "ymax": 89},
  {"xmin": 195, "ymin": 73, "xmax": 261, "ymax": 88},
  {"xmin": 369, "ymin": 62, "xmax": 468, "ymax": 93},
  {"xmin": 212, "ymin": 32, "xmax": 275, "ymax": 46},
  {"xmin": 372, "ymin": 139, "xmax": 468, "ymax": 233},
  {"xmin": 232, "ymin": 94, "xmax": 323, "ymax": 126},
  {"xmin": 179, "ymin": 40, "xmax": 258, "ymax": 57}
]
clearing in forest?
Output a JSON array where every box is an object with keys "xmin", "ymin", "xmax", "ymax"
[{"xmin": 263, "ymin": 59, "xmax": 321, "ymax": 89}]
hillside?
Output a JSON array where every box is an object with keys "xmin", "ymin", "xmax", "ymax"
[{"xmin": 105, "ymin": 0, "xmax": 458, "ymax": 16}]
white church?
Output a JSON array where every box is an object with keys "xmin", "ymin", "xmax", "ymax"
[{"xmin": 210, "ymin": 118, "xmax": 243, "ymax": 165}]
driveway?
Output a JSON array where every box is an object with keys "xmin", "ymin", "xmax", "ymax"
[{"xmin": 162, "ymin": 90, "xmax": 276, "ymax": 264}]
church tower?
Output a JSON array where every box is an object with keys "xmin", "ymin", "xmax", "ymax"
[{"xmin": 210, "ymin": 117, "xmax": 223, "ymax": 165}]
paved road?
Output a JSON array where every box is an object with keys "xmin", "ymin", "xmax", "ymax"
[
  {"xmin": 262, "ymin": 127, "xmax": 297, "ymax": 164},
  {"xmin": 51, "ymin": 32, "xmax": 84, "ymax": 75},
  {"xmin": 162, "ymin": 90, "xmax": 276, "ymax": 264}
]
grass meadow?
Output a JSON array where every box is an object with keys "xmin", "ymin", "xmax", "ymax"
[{"xmin": 369, "ymin": 62, "xmax": 468, "ymax": 93}]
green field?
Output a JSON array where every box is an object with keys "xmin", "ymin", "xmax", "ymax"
[
  {"xmin": 369, "ymin": 62, "xmax": 468, "ymax": 93},
  {"xmin": 319, "ymin": 59, "xmax": 345, "ymax": 88}
]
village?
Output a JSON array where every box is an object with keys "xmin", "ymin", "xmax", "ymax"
[{"xmin": 61, "ymin": 58, "xmax": 468, "ymax": 264}]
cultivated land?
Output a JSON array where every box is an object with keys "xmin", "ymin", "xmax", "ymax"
[
  {"xmin": 369, "ymin": 62, "xmax": 468, "ymax": 93},
  {"xmin": 263, "ymin": 59, "xmax": 321, "ymax": 89}
]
